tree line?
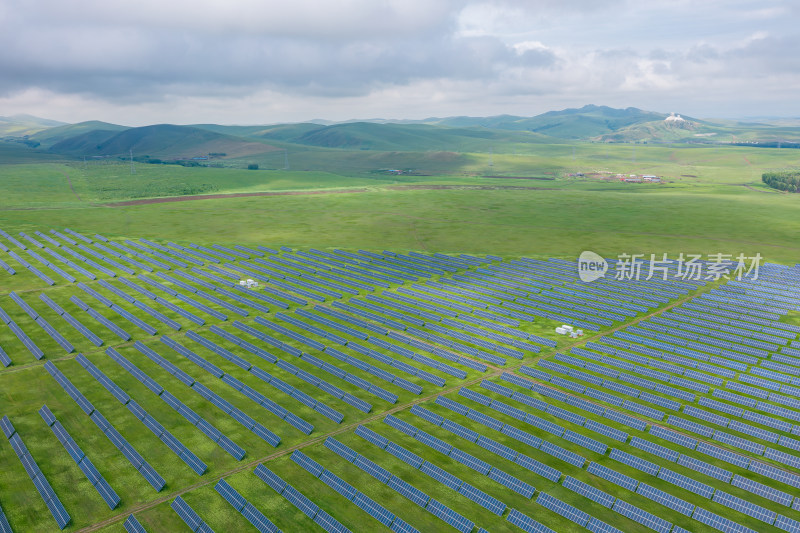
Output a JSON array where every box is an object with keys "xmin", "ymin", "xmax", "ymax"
[{"xmin": 762, "ymin": 171, "xmax": 800, "ymax": 192}]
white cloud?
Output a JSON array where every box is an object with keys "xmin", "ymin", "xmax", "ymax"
[{"xmin": 0, "ymin": 0, "xmax": 798, "ymax": 122}]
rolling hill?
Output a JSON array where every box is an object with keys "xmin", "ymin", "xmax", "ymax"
[
  {"xmin": 0, "ymin": 114, "xmax": 66, "ymax": 137},
  {"xmin": 29, "ymin": 120, "xmax": 129, "ymax": 148},
  {"xmin": 49, "ymin": 124, "xmax": 281, "ymax": 159},
  {"xmin": 258, "ymin": 121, "xmax": 560, "ymax": 151},
  {"xmin": 6, "ymin": 104, "xmax": 800, "ymax": 167},
  {"xmin": 503, "ymin": 105, "xmax": 667, "ymax": 138}
]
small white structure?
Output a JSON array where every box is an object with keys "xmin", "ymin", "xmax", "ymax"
[
  {"xmin": 556, "ymin": 325, "xmax": 582, "ymax": 336},
  {"xmin": 665, "ymin": 112, "xmax": 685, "ymax": 123},
  {"xmin": 239, "ymin": 278, "xmax": 259, "ymax": 289}
]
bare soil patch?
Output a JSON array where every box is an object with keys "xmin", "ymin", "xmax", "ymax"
[
  {"xmin": 386, "ymin": 184, "xmax": 557, "ymax": 191},
  {"xmin": 103, "ymin": 188, "xmax": 369, "ymax": 207}
]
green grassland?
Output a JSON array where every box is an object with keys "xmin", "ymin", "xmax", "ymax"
[
  {"xmin": 0, "ymin": 127, "xmax": 799, "ymax": 532},
  {"xmin": 0, "ymin": 137, "xmax": 799, "ymax": 264}
]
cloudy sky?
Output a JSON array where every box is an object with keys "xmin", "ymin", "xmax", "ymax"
[{"xmin": 2, "ymin": 0, "xmax": 798, "ymax": 125}]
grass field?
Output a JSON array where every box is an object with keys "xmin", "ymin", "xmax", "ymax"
[
  {"xmin": 1, "ymin": 139, "xmax": 798, "ymax": 264},
  {"xmin": 0, "ymin": 138, "xmax": 799, "ymax": 532}
]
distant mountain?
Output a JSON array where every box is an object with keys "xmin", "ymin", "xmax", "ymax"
[
  {"xmin": 49, "ymin": 123, "xmax": 281, "ymax": 159},
  {"xmin": 30, "ymin": 120, "xmax": 129, "ymax": 148},
  {"xmin": 506, "ymin": 105, "xmax": 667, "ymax": 139},
  {"xmin": 309, "ymin": 106, "xmax": 669, "ymax": 140},
  {"xmin": 12, "ymin": 105, "xmax": 800, "ymax": 158},
  {"xmin": 0, "ymin": 114, "xmax": 67, "ymax": 137},
  {"xmin": 257, "ymin": 121, "xmax": 559, "ymax": 151}
]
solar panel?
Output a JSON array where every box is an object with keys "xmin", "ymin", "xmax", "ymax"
[
  {"xmin": 387, "ymin": 475, "xmax": 429, "ymax": 507},
  {"xmin": 319, "ymin": 469, "xmax": 358, "ymax": 502},
  {"xmin": 728, "ymin": 420, "xmax": 778, "ymax": 445},
  {"xmin": 657, "ymin": 467, "xmax": 715, "ymax": 499},
  {"xmin": 696, "ymin": 441, "xmax": 751, "ymax": 468},
  {"xmin": 458, "ymin": 482, "xmax": 506, "ymax": 515},
  {"xmin": 562, "ymin": 475, "xmax": 615, "ymax": 508},
  {"xmin": 514, "ymin": 454, "xmax": 562, "ymax": 482},
  {"xmin": 635, "ymin": 482, "xmax": 695, "ymax": 516},
  {"xmin": 488, "ymin": 468, "xmax": 535, "ymax": 498},
  {"xmin": 524, "ymin": 414, "xmax": 564, "ymax": 437},
  {"xmin": 122, "ymin": 515, "xmax": 147, "ymax": 533},
  {"xmin": 418, "ymin": 461, "xmax": 461, "ymax": 490},
  {"xmin": 450, "ymin": 448, "xmax": 492, "ymax": 475},
  {"xmin": 612, "ymin": 499, "xmax": 672, "ymax": 533},
  {"xmin": 587, "ymin": 462, "xmax": 639, "ymax": 492},
  {"xmin": 603, "ymin": 409, "xmax": 647, "ymax": 431},
  {"xmin": 583, "ymin": 420, "xmax": 628, "ymax": 442},
  {"xmin": 775, "ymin": 514, "xmax": 800, "ymax": 533},
  {"xmin": 731, "ymin": 474, "xmax": 793, "ymax": 506},
  {"xmin": 676, "ymin": 454, "xmax": 733, "ymax": 483},
  {"xmin": 647, "ymin": 425, "xmax": 697, "ymax": 450},
  {"xmin": 562, "ymin": 430, "xmax": 608, "ymax": 454},
  {"xmin": 462, "ymin": 409, "xmax": 502, "ymax": 432},
  {"xmin": 385, "ymin": 441, "xmax": 424, "ymax": 469},
  {"xmin": 712, "ymin": 490, "xmax": 777, "ymax": 524},
  {"xmin": 354, "ymin": 455, "xmax": 392, "ymax": 483},
  {"xmin": 540, "ymin": 441, "xmax": 586, "ymax": 468},
  {"xmin": 425, "ymin": 499, "xmax": 474, "ymax": 533},
  {"xmin": 629, "ymin": 437, "xmax": 679, "ymax": 462},
  {"xmin": 291, "ymin": 450, "xmax": 325, "ymax": 478},
  {"xmin": 536, "ymin": 492, "xmax": 589, "ymax": 526},
  {"xmin": 506, "ymin": 508, "xmax": 557, "ymax": 533},
  {"xmin": 409, "ymin": 405, "xmax": 444, "ymax": 426}
]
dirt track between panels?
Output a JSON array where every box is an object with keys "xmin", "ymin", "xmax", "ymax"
[{"xmin": 102, "ymin": 188, "xmax": 370, "ymax": 207}]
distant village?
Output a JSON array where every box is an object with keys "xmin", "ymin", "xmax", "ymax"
[{"xmin": 567, "ymin": 171, "xmax": 662, "ymax": 183}]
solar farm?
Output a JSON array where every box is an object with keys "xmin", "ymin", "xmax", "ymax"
[{"xmin": 1, "ymin": 227, "xmax": 800, "ymax": 533}]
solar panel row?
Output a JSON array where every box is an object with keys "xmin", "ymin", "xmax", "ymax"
[
  {"xmin": 214, "ymin": 479, "xmax": 280, "ymax": 533},
  {"xmin": 39, "ymin": 405, "xmax": 121, "ymax": 509},
  {"xmin": 171, "ymin": 496, "xmax": 215, "ymax": 533},
  {"xmin": 229, "ymin": 322, "xmax": 372, "ymax": 412},
  {"xmin": 712, "ymin": 489, "xmax": 777, "ymax": 524},
  {"xmin": 187, "ymin": 329, "xmax": 345, "ymax": 422},
  {"xmin": 300, "ymin": 441, "xmax": 422, "ymax": 533},
  {"xmin": 321, "ymin": 437, "xmax": 477, "ymax": 532},
  {"xmin": 110, "ymin": 347, "xmax": 246, "ymax": 460},
  {"xmin": 75, "ymin": 353, "xmax": 207, "ymax": 475},
  {"xmin": 2, "ymin": 415, "xmax": 71, "ymax": 529},
  {"xmin": 355, "ymin": 425, "xmax": 508, "ymax": 516},
  {"xmin": 122, "ymin": 514, "xmax": 147, "ymax": 533},
  {"xmin": 133, "ymin": 341, "xmax": 281, "ymax": 446}
]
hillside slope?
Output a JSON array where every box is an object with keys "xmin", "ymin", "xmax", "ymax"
[
  {"xmin": 50, "ymin": 124, "xmax": 281, "ymax": 159},
  {"xmin": 0, "ymin": 114, "xmax": 67, "ymax": 137},
  {"xmin": 30, "ymin": 120, "xmax": 129, "ymax": 148},
  {"xmin": 260, "ymin": 121, "xmax": 560, "ymax": 151}
]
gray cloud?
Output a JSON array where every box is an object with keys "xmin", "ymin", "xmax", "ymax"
[{"xmin": 0, "ymin": 0, "xmax": 798, "ymax": 123}]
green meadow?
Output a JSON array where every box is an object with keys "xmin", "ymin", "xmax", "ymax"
[
  {"xmin": 0, "ymin": 138, "xmax": 798, "ymax": 263},
  {"xmin": 0, "ymin": 134, "xmax": 799, "ymax": 532}
]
